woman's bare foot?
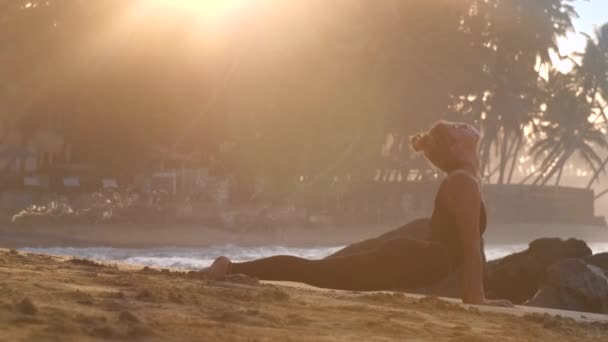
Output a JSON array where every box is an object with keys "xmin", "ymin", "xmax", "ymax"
[{"xmin": 198, "ymin": 256, "xmax": 232, "ymax": 280}]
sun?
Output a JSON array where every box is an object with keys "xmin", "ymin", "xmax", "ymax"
[
  {"xmin": 120, "ymin": 0, "xmax": 252, "ymax": 41},
  {"xmin": 142, "ymin": 0, "xmax": 249, "ymax": 19}
]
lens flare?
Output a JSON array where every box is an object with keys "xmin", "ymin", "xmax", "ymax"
[{"xmin": 143, "ymin": 0, "xmax": 249, "ymax": 18}]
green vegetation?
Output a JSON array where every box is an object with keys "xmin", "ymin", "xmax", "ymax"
[{"xmin": 1, "ymin": 0, "xmax": 607, "ymax": 196}]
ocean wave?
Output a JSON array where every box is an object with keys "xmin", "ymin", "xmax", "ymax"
[
  {"xmin": 20, "ymin": 245, "xmax": 344, "ymax": 270},
  {"xmin": 21, "ymin": 243, "xmax": 608, "ymax": 270}
]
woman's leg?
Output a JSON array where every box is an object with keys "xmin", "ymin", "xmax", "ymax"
[
  {"xmin": 325, "ymin": 218, "xmax": 431, "ymax": 259},
  {"xmin": 228, "ymin": 237, "xmax": 450, "ymax": 291}
]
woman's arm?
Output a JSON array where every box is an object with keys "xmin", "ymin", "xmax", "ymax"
[{"xmin": 440, "ymin": 172, "xmax": 486, "ymax": 305}]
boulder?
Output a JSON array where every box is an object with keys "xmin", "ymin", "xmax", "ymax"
[
  {"xmin": 525, "ymin": 258, "xmax": 608, "ymax": 313},
  {"xmin": 586, "ymin": 252, "xmax": 608, "ymax": 272},
  {"xmin": 485, "ymin": 238, "xmax": 592, "ymax": 304}
]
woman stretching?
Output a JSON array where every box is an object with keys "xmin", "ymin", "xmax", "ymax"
[{"xmin": 204, "ymin": 121, "xmax": 511, "ymax": 306}]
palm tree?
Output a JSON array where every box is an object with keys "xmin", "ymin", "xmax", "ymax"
[
  {"xmin": 529, "ymin": 71, "xmax": 608, "ymax": 186},
  {"xmin": 461, "ymin": 0, "xmax": 578, "ymax": 184},
  {"xmin": 577, "ymin": 24, "xmax": 608, "ymax": 106},
  {"xmin": 577, "ymin": 23, "xmax": 608, "ymax": 188}
]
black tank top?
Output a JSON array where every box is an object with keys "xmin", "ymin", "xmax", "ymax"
[{"xmin": 429, "ymin": 195, "xmax": 487, "ymax": 267}]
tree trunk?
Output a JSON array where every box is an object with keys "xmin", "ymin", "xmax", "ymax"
[
  {"xmin": 586, "ymin": 155, "xmax": 608, "ymax": 189},
  {"xmin": 533, "ymin": 169, "xmax": 547, "ymax": 186},
  {"xmin": 534, "ymin": 160, "xmax": 559, "ymax": 186},
  {"xmin": 478, "ymin": 138, "xmax": 493, "ymax": 179},
  {"xmin": 540, "ymin": 154, "xmax": 569, "ymax": 186},
  {"xmin": 519, "ymin": 167, "xmax": 542, "ymax": 185},
  {"xmin": 486, "ymin": 161, "xmax": 503, "ymax": 180},
  {"xmin": 524, "ymin": 147, "xmax": 561, "ymax": 185},
  {"xmin": 554, "ymin": 166, "xmax": 564, "ymax": 186},
  {"xmin": 484, "ymin": 137, "xmax": 521, "ymax": 183},
  {"xmin": 595, "ymin": 187, "xmax": 608, "ymax": 200},
  {"xmin": 497, "ymin": 133, "xmax": 515, "ymax": 185},
  {"xmin": 507, "ymin": 137, "xmax": 523, "ymax": 184}
]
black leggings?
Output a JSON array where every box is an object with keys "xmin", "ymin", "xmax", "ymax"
[{"xmin": 229, "ymin": 236, "xmax": 451, "ymax": 291}]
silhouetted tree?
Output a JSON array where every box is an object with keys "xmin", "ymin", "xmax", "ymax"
[
  {"xmin": 578, "ymin": 23, "xmax": 608, "ymax": 188},
  {"xmin": 455, "ymin": 0, "xmax": 577, "ymax": 184},
  {"xmin": 2, "ymin": 0, "xmax": 606, "ymax": 197},
  {"xmin": 530, "ymin": 71, "xmax": 608, "ymax": 186}
]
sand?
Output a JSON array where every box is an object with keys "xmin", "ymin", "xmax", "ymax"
[
  {"xmin": 266, "ymin": 281, "xmax": 608, "ymax": 324},
  {"xmin": 1, "ymin": 249, "xmax": 607, "ymax": 341}
]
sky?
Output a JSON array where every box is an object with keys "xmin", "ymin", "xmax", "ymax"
[{"xmin": 559, "ymin": 0, "xmax": 608, "ymax": 55}]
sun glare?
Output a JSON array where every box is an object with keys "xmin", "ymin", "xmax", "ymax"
[{"xmin": 142, "ymin": 0, "xmax": 249, "ymax": 19}]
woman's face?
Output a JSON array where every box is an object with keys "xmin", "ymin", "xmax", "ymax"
[{"xmin": 445, "ymin": 122, "xmax": 480, "ymax": 152}]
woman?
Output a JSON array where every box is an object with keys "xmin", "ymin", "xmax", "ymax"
[{"xmin": 204, "ymin": 121, "xmax": 511, "ymax": 306}]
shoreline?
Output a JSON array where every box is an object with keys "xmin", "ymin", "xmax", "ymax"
[
  {"xmin": 2, "ymin": 221, "xmax": 608, "ymax": 250},
  {"xmin": 0, "ymin": 222, "xmax": 379, "ymax": 250}
]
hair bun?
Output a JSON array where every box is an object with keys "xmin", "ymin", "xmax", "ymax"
[{"xmin": 410, "ymin": 133, "xmax": 435, "ymax": 153}]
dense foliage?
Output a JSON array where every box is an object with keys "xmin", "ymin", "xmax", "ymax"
[{"xmin": 1, "ymin": 0, "xmax": 607, "ymax": 195}]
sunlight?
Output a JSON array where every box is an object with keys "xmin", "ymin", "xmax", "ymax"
[
  {"xmin": 141, "ymin": 0, "xmax": 250, "ymax": 20},
  {"xmin": 88, "ymin": 0, "xmax": 254, "ymax": 62}
]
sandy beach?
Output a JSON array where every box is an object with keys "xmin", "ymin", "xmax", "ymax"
[{"xmin": 1, "ymin": 248, "xmax": 607, "ymax": 341}]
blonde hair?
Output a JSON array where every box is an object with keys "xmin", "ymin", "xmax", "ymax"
[
  {"xmin": 410, "ymin": 132, "xmax": 436, "ymax": 153},
  {"xmin": 410, "ymin": 121, "xmax": 455, "ymax": 172}
]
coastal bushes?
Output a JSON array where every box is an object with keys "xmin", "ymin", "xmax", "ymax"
[{"xmin": 10, "ymin": 191, "xmax": 170, "ymax": 226}]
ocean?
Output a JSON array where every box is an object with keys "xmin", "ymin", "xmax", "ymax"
[{"xmin": 20, "ymin": 242, "xmax": 608, "ymax": 270}]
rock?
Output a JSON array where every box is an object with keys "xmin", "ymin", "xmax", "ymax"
[
  {"xmin": 525, "ymin": 258, "xmax": 608, "ymax": 313},
  {"xmin": 528, "ymin": 238, "xmax": 592, "ymax": 261},
  {"xmin": 586, "ymin": 253, "xmax": 608, "ymax": 272},
  {"xmin": 485, "ymin": 238, "xmax": 592, "ymax": 304}
]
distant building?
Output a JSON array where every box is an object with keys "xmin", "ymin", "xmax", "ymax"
[{"xmin": 0, "ymin": 126, "xmax": 69, "ymax": 174}]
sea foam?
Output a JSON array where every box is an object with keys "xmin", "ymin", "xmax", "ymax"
[{"xmin": 21, "ymin": 243, "xmax": 608, "ymax": 270}]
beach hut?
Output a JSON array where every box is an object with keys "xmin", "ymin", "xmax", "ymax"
[{"xmin": 0, "ymin": 146, "xmax": 36, "ymax": 174}]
